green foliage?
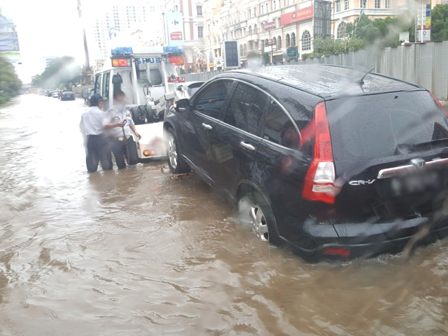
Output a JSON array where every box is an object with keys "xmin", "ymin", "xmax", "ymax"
[
  {"xmin": 0, "ymin": 56, "xmax": 21, "ymax": 105},
  {"xmin": 432, "ymin": 4, "xmax": 448, "ymax": 41},
  {"xmin": 307, "ymin": 13, "xmax": 416, "ymax": 60},
  {"xmin": 31, "ymin": 56, "xmax": 82, "ymax": 89},
  {"xmin": 346, "ymin": 14, "xmax": 414, "ymax": 47},
  {"xmin": 308, "ymin": 37, "xmax": 367, "ymax": 59},
  {"xmin": 262, "ymin": 52, "xmax": 270, "ymax": 64}
]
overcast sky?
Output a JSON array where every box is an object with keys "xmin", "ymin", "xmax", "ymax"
[{"xmin": 2, "ymin": 0, "xmax": 86, "ymax": 82}]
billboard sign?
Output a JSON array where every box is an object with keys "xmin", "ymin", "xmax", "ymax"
[
  {"xmin": 263, "ymin": 21, "xmax": 276, "ymax": 30},
  {"xmin": 0, "ymin": 37, "xmax": 20, "ymax": 62},
  {"xmin": 417, "ymin": 0, "xmax": 431, "ymax": 42},
  {"xmin": 223, "ymin": 41, "xmax": 239, "ymax": 69},
  {"xmin": 280, "ymin": 7, "xmax": 314, "ymax": 26},
  {"xmin": 286, "ymin": 46, "xmax": 298, "ymax": 58},
  {"xmin": 166, "ymin": 12, "xmax": 184, "ymax": 47}
]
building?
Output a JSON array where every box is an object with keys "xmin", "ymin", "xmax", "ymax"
[
  {"xmin": 43, "ymin": 56, "xmax": 56, "ymax": 68},
  {"xmin": 0, "ymin": 10, "xmax": 20, "ymax": 64},
  {"xmin": 162, "ymin": 0, "xmax": 206, "ymax": 72},
  {"xmin": 203, "ymin": 0, "xmax": 402, "ymax": 68},
  {"xmin": 85, "ymin": 1, "xmax": 164, "ymax": 66}
]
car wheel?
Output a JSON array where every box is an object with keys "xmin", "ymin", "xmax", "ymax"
[
  {"xmin": 238, "ymin": 191, "xmax": 282, "ymax": 246},
  {"xmin": 165, "ymin": 128, "xmax": 190, "ymax": 174}
]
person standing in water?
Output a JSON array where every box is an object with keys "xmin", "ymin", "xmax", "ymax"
[{"xmin": 104, "ymin": 91, "xmax": 141, "ymax": 169}]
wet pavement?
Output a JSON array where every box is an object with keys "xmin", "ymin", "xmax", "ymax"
[{"xmin": 1, "ymin": 95, "xmax": 448, "ymax": 335}]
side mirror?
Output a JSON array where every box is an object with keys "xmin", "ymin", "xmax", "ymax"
[{"xmin": 176, "ymin": 98, "xmax": 190, "ymax": 113}]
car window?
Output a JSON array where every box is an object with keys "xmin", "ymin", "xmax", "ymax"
[
  {"xmin": 263, "ymin": 100, "xmax": 300, "ymax": 149},
  {"xmin": 223, "ymin": 83, "xmax": 268, "ymax": 136},
  {"xmin": 94, "ymin": 74, "xmax": 101, "ymax": 95},
  {"xmin": 192, "ymin": 80, "xmax": 233, "ymax": 118}
]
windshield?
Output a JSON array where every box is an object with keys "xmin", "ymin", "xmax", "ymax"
[{"xmin": 327, "ymin": 91, "xmax": 448, "ymax": 174}]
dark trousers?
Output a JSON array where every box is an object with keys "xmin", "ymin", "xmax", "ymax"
[
  {"xmin": 86, "ymin": 135, "xmax": 112, "ymax": 173},
  {"xmin": 110, "ymin": 137, "xmax": 139, "ymax": 169}
]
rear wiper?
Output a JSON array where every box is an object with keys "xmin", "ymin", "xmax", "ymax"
[{"xmin": 395, "ymin": 139, "xmax": 448, "ymax": 154}]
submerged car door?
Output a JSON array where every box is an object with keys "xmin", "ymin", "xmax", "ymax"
[
  {"xmin": 206, "ymin": 81, "xmax": 269, "ymax": 193},
  {"xmin": 180, "ymin": 79, "xmax": 234, "ymax": 182}
]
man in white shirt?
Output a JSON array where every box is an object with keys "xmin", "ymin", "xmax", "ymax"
[
  {"xmin": 80, "ymin": 94, "xmax": 119, "ymax": 173},
  {"xmin": 105, "ymin": 91, "xmax": 141, "ymax": 169}
]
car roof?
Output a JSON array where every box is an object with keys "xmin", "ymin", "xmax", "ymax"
[{"xmin": 225, "ymin": 65, "xmax": 421, "ymax": 99}]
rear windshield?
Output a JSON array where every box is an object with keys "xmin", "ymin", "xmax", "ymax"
[{"xmin": 327, "ymin": 91, "xmax": 448, "ymax": 174}]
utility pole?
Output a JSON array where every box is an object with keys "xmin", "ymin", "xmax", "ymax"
[{"xmin": 77, "ymin": 0, "xmax": 92, "ymax": 85}]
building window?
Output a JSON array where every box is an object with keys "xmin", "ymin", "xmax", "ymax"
[
  {"xmin": 385, "ymin": 0, "xmax": 390, "ymax": 7},
  {"xmin": 360, "ymin": 0, "xmax": 366, "ymax": 7},
  {"xmin": 266, "ymin": 3, "xmax": 268, "ymax": 12},
  {"xmin": 286, "ymin": 34, "xmax": 290, "ymax": 47},
  {"xmin": 254, "ymin": 24, "xmax": 258, "ymax": 33},
  {"xmin": 273, "ymin": 0, "xmax": 276, "ymax": 10},
  {"xmin": 249, "ymin": 9, "xmax": 251, "ymax": 18},
  {"xmin": 197, "ymin": 5, "xmax": 203, "ymax": 16},
  {"xmin": 336, "ymin": 0, "xmax": 341, "ymax": 11},
  {"xmin": 337, "ymin": 22, "xmax": 347, "ymax": 38},
  {"xmin": 254, "ymin": 7, "xmax": 256, "ymax": 17},
  {"xmin": 302, "ymin": 30, "xmax": 311, "ymax": 51},
  {"xmin": 291, "ymin": 32, "xmax": 296, "ymax": 46},
  {"xmin": 277, "ymin": 36, "xmax": 282, "ymax": 49},
  {"xmin": 345, "ymin": 0, "xmax": 350, "ymax": 9},
  {"xmin": 249, "ymin": 26, "xmax": 252, "ymax": 35},
  {"xmin": 198, "ymin": 26, "xmax": 203, "ymax": 38},
  {"xmin": 375, "ymin": 0, "xmax": 381, "ymax": 7}
]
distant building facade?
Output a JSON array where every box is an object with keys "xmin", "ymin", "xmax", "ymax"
[
  {"xmin": 162, "ymin": 0, "xmax": 206, "ymax": 72},
  {"xmin": 86, "ymin": 1, "xmax": 164, "ymax": 65},
  {"xmin": 203, "ymin": 0, "xmax": 402, "ymax": 68},
  {"xmin": 0, "ymin": 11, "xmax": 20, "ymax": 63},
  {"xmin": 43, "ymin": 56, "xmax": 56, "ymax": 68}
]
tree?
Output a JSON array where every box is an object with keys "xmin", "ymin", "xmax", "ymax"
[
  {"xmin": 432, "ymin": 4, "xmax": 448, "ymax": 41},
  {"xmin": 0, "ymin": 56, "xmax": 22, "ymax": 105},
  {"xmin": 346, "ymin": 14, "xmax": 414, "ymax": 47},
  {"xmin": 303, "ymin": 37, "xmax": 366, "ymax": 59},
  {"xmin": 31, "ymin": 56, "xmax": 82, "ymax": 89}
]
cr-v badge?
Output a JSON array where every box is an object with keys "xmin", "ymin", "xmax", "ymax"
[{"xmin": 349, "ymin": 179, "xmax": 376, "ymax": 186}]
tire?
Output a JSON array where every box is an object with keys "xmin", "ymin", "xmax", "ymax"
[
  {"xmin": 165, "ymin": 127, "xmax": 190, "ymax": 174},
  {"xmin": 238, "ymin": 191, "xmax": 282, "ymax": 247}
]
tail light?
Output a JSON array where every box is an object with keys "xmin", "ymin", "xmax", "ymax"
[
  {"xmin": 112, "ymin": 59, "xmax": 130, "ymax": 67},
  {"xmin": 429, "ymin": 91, "xmax": 447, "ymax": 118},
  {"xmin": 302, "ymin": 102, "xmax": 336, "ymax": 204}
]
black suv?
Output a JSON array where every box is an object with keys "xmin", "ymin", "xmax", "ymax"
[{"xmin": 164, "ymin": 65, "xmax": 448, "ymax": 261}]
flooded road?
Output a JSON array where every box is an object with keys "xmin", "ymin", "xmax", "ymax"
[{"xmin": 1, "ymin": 95, "xmax": 448, "ymax": 335}]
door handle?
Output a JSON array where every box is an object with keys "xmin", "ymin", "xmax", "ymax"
[
  {"xmin": 240, "ymin": 141, "xmax": 255, "ymax": 151},
  {"xmin": 202, "ymin": 123, "xmax": 213, "ymax": 130}
]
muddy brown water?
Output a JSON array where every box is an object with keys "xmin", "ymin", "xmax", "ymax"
[{"xmin": 1, "ymin": 95, "xmax": 448, "ymax": 335}]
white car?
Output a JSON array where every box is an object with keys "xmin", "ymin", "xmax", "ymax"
[{"xmin": 52, "ymin": 91, "xmax": 60, "ymax": 98}]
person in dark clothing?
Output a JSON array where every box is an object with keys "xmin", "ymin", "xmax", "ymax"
[
  {"xmin": 79, "ymin": 94, "xmax": 115, "ymax": 173},
  {"xmin": 105, "ymin": 91, "xmax": 141, "ymax": 169}
]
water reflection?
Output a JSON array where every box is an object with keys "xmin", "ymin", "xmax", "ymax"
[{"xmin": 0, "ymin": 96, "xmax": 447, "ymax": 335}]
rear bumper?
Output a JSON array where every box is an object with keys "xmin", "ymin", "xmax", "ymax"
[{"xmin": 289, "ymin": 216, "xmax": 448, "ymax": 261}]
